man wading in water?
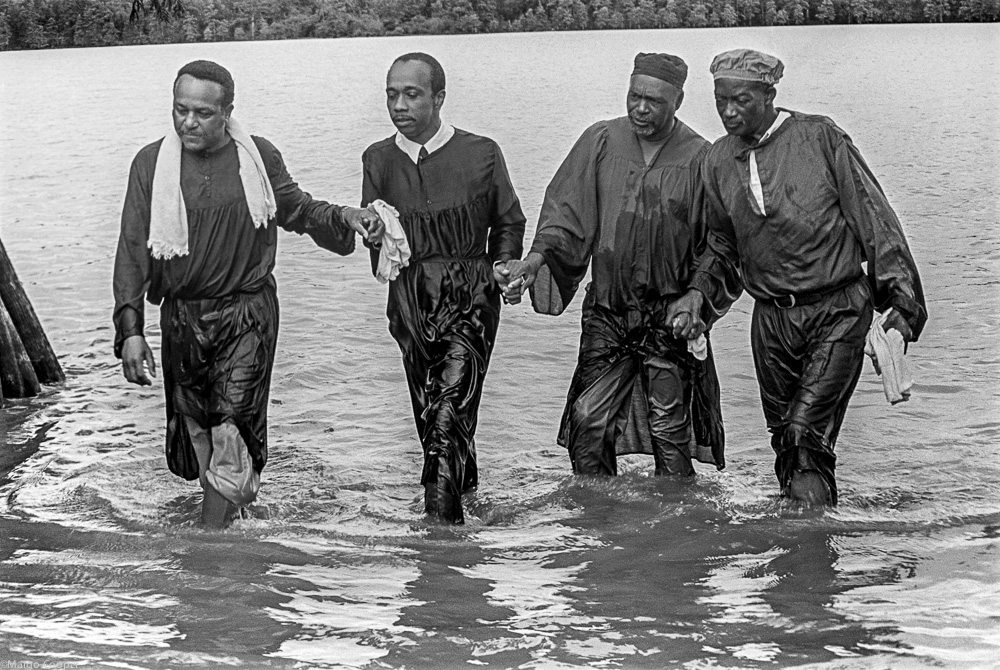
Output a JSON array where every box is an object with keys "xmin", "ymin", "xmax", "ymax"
[
  {"xmin": 502, "ymin": 52, "xmax": 734, "ymax": 480},
  {"xmin": 361, "ymin": 53, "xmax": 526, "ymax": 523},
  {"xmin": 113, "ymin": 60, "xmax": 382, "ymax": 527},
  {"xmin": 667, "ymin": 49, "xmax": 926, "ymax": 506}
]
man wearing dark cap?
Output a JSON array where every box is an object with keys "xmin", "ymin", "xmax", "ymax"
[
  {"xmin": 114, "ymin": 60, "xmax": 382, "ymax": 527},
  {"xmin": 502, "ymin": 53, "xmax": 736, "ymax": 478},
  {"xmin": 667, "ymin": 48, "xmax": 926, "ymax": 505}
]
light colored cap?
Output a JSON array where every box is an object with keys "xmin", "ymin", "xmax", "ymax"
[{"xmin": 710, "ymin": 48, "xmax": 784, "ymax": 85}]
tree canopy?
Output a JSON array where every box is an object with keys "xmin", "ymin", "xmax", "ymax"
[{"xmin": 0, "ymin": 0, "xmax": 995, "ymax": 51}]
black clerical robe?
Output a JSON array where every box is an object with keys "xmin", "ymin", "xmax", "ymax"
[
  {"xmin": 529, "ymin": 117, "xmax": 734, "ymax": 472},
  {"xmin": 113, "ymin": 136, "xmax": 355, "ymax": 481},
  {"xmin": 361, "ymin": 129, "xmax": 525, "ymax": 522}
]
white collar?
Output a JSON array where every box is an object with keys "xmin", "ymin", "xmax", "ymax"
[
  {"xmin": 395, "ymin": 122, "xmax": 455, "ymax": 164},
  {"xmin": 759, "ymin": 110, "xmax": 791, "ymax": 143}
]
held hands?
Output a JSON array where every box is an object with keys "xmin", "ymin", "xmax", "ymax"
[
  {"xmin": 121, "ymin": 335, "xmax": 156, "ymax": 386},
  {"xmin": 343, "ymin": 206, "xmax": 385, "ymax": 243},
  {"xmin": 664, "ymin": 289, "xmax": 707, "ymax": 340},
  {"xmin": 494, "ymin": 252, "xmax": 545, "ymax": 305}
]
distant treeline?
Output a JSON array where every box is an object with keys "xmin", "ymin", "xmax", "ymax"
[{"xmin": 0, "ymin": 0, "xmax": 996, "ymax": 51}]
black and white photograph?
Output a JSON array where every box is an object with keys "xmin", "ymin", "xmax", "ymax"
[{"xmin": 0, "ymin": 2, "xmax": 997, "ymax": 668}]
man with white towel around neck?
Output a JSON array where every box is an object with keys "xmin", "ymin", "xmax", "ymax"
[
  {"xmin": 113, "ymin": 60, "xmax": 383, "ymax": 528},
  {"xmin": 667, "ymin": 49, "xmax": 926, "ymax": 507}
]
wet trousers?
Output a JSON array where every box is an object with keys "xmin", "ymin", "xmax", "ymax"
[
  {"xmin": 185, "ymin": 416, "xmax": 260, "ymax": 505},
  {"xmin": 396, "ymin": 318, "xmax": 495, "ymax": 525},
  {"xmin": 562, "ymin": 304, "xmax": 695, "ymax": 477},
  {"xmin": 751, "ymin": 279, "xmax": 872, "ymax": 504},
  {"xmin": 388, "ymin": 259, "xmax": 500, "ymax": 524},
  {"xmin": 161, "ymin": 282, "xmax": 278, "ymax": 491}
]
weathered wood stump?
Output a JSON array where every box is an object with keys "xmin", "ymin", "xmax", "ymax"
[{"xmin": 0, "ymin": 237, "xmax": 64, "ymax": 404}]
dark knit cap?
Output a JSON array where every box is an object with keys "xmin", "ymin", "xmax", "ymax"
[{"xmin": 632, "ymin": 52, "xmax": 687, "ymax": 90}]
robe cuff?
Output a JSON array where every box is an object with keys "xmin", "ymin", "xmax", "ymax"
[
  {"xmin": 888, "ymin": 296, "xmax": 926, "ymax": 340},
  {"xmin": 688, "ymin": 274, "xmax": 717, "ymax": 311},
  {"xmin": 114, "ymin": 327, "xmax": 144, "ymax": 359},
  {"xmin": 114, "ymin": 305, "xmax": 144, "ymax": 359}
]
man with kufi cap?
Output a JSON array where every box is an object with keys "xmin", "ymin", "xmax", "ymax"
[
  {"xmin": 502, "ymin": 53, "xmax": 737, "ymax": 478},
  {"xmin": 667, "ymin": 48, "xmax": 926, "ymax": 505}
]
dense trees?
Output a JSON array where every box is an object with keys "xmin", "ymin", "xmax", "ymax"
[{"xmin": 0, "ymin": 0, "xmax": 995, "ymax": 51}]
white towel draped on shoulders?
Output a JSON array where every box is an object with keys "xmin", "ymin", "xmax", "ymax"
[
  {"xmin": 368, "ymin": 199, "xmax": 410, "ymax": 283},
  {"xmin": 148, "ymin": 116, "xmax": 277, "ymax": 260}
]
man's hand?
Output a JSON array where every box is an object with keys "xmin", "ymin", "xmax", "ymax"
[
  {"xmin": 665, "ymin": 289, "xmax": 707, "ymax": 340},
  {"xmin": 343, "ymin": 206, "xmax": 385, "ymax": 243},
  {"xmin": 882, "ymin": 309, "xmax": 913, "ymax": 351},
  {"xmin": 495, "ymin": 252, "xmax": 545, "ymax": 306},
  {"xmin": 121, "ymin": 335, "xmax": 156, "ymax": 386}
]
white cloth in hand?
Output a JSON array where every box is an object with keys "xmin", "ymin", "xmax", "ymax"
[
  {"xmin": 369, "ymin": 199, "xmax": 410, "ymax": 283},
  {"xmin": 864, "ymin": 308, "xmax": 912, "ymax": 404},
  {"xmin": 688, "ymin": 334, "xmax": 707, "ymax": 361}
]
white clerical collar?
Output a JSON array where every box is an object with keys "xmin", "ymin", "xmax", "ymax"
[{"xmin": 395, "ymin": 122, "xmax": 455, "ymax": 164}]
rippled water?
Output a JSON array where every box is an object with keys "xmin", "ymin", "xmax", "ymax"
[{"xmin": 0, "ymin": 24, "xmax": 998, "ymax": 669}]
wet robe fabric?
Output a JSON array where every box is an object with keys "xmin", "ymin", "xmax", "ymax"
[
  {"xmin": 362, "ymin": 130, "xmax": 526, "ymax": 523},
  {"xmin": 114, "ymin": 136, "xmax": 356, "ymax": 482},
  {"xmin": 690, "ymin": 110, "xmax": 927, "ymax": 502},
  {"xmin": 528, "ymin": 117, "xmax": 734, "ymax": 472}
]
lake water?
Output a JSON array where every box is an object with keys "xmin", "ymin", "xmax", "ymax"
[{"xmin": 0, "ymin": 23, "xmax": 998, "ymax": 669}]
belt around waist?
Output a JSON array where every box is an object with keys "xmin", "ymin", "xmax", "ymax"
[{"xmin": 760, "ymin": 275, "xmax": 862, "ymax": 309}]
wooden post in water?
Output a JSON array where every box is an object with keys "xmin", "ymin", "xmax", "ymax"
[{"xmin": 0, "ymin": 237, "xmax": 64, "ymax": 403}]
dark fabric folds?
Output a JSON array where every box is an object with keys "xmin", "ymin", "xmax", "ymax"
[
  {"xmin": 692, "ymin": 109, "xmax": 926, "ymax": 501},
  {"xmin": 113, "ymin": 135, "xmax": 355, "ymax": 357},
  {"xmin": 113, "ymin": 133, "xmax": 357, "ymax": 480},
  {"xmin": 362, "ymin": 129, "xmax": 526, "ymax": 522},
  {"xmin": 162, "ymin": 282, "xmax": 279, "ymax": 480},
  {"xmin": 751, "ymin": 278, "xmax": 873, "ymax": 505},
  {"xmin": 560, "ymin": 302, "xmax": 725, "ymax": 472},
  {"xmin": 527, "ymin": 116, "xmax": 730, "ymax": 471},
  {"xmin": 691, "ymin": 109, "xmax": 926, "ymax": 339}
]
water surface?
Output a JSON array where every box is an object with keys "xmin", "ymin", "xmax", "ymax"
[{"xmin": 0, "ymin": 24, "xmax": 998, "ymax": 669}]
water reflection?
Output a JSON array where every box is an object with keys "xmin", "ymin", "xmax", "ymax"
[{"xmin": 264, "ymin": 540, "xmax": 422, "ymax": 667}]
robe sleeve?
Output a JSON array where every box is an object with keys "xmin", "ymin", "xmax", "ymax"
[
  {"xmin": 689, "ymin": 153, "xmax": 745, "ymax": 324},
  {"xmin": 687, "ymin": 147, "xmax": 743, "ymax": 327},
  {"xmin": 112, "ymin": 147, "xmax": 155, "ymax": 359},
  {"xmin": 527, "ymin": 123, "xmax": 607, "ymax": 316},
  {"xmin": 254, "ymin": 137, "xmax": 356, "ymax": 256},
  {"xmin": 829, "ymin": 128, "xmax": 927, "ymax": 339},
  {"xmin": 486, "ymin": 142, "xmax": 526, "ymax": 265},
  {"xmin": 360, "ymin": 149, "xmax": 382, "ymax": 276}
]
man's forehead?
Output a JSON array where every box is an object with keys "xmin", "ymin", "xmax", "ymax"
[
  {"xmin": 629, "ymin": 74, "xmax": 676, "ymax": 98},
  {"xmin": 714, "ymin": 78, "xmax": 763, "ymax": 96},
  {"xmin": 387, "ymin": 60, "xmax": 433, "ymax": 89},
  {"xmin": 174, "ymin": 75, "xmax": 226, "ymax": 103}
]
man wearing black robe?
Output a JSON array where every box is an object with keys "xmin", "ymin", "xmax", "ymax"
[
  {"xmin": 113, "ymin": 60, "xmax": 381, "ymax": 527},
  {"xmin": 362, "ymin": 53, "xmax": 526, "ymax": 523},
  {"xmin": 668, "ymin": 49, "xmax": 927, "ymax": 505},
  {"xmin": 503, "ymin": 53, "xmax": 737, "ymax": 478}
]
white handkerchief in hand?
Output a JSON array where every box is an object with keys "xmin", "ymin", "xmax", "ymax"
[{"xmin": 369, "ymin": 199, "xmax": 410, "ymax": 283}]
